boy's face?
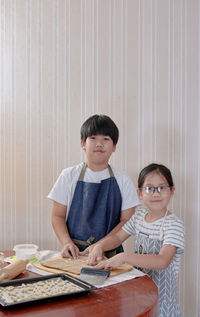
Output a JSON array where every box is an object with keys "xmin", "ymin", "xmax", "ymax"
[{"xmin": 81, "ymin": 134, "xmax": 116, "ymax": 169}]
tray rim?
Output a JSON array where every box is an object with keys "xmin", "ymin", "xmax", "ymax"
[{"xmin": 0, "ymin": 273, "xmax": 97, "ymax": 308}]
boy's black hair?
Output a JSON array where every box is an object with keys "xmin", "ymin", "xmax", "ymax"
[
  {"xmin": 138, "ymin": 163, "xmax": 174, "ymax": 188},
  {"xmin": 80, "ymin": 114, "xmax": 119, "ymax": 145}
]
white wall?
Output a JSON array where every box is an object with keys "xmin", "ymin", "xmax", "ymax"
[{"xmin": 0, "ymin": 1, "xmax": 199, "ymax": 316}]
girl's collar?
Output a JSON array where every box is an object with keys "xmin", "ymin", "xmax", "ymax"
[{"xmin": 145, "ymin": 209, "xmax": 169, "ymax": 223}]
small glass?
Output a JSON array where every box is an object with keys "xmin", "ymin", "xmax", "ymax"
[{"xmin": 0, "ymin": 252, "xmax": 4, "ymax": 269}]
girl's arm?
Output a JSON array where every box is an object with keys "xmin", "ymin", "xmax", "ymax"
[
  {"xmin": 85, "ymin": 229, "xmax": 130, "ymax": 265},
  {"xmin": 94, "ymin": 244, "xmax": 177, "ymax": 270}
]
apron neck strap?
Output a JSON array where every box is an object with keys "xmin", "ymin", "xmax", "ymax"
[
  {"xmin": 108, "ymin": 165, "xmax": 114, "ymax": 177},
  {"xmin": 78, "ymin": 163, "xmax": 87, "ymax": 181},
  {"xmin": 78, "ymin": 163, "xmax": 114, "ymax": 181}
]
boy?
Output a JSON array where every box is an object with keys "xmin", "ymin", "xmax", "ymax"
[{"xmin": 48, "ymin": 114, "xmax": 140, "ymax": 259}]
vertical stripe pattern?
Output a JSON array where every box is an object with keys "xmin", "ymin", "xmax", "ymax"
[{"xmin": 0, "ymin": 1, "xmax": 199, "ymax": 316}]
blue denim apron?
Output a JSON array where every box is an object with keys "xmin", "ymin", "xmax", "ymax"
[{"xmin": 66, "ymin": 163, "xmax": 123, "ymax": 253}]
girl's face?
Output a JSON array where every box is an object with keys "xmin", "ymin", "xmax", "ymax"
[
  {"xmin": 81, "ymin": 134, "xmax": 116, "ymax": 170},
  {"xmin": 137, "ymin": 171, "xmax": 175, "ymax": 214}
]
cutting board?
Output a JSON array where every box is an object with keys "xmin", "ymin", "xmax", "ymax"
[{"xmin": 34, "ymin": 256, "xmax": 132, "ymax": 278}]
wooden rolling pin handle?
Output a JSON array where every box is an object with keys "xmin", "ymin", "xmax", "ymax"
[
  {"xmin": 0, "ymin": 259, "xmax": 29, "ymax": 283},
  {"xmin": 0, "ymin": 273, "xmax": 9, "ymax": 283}
]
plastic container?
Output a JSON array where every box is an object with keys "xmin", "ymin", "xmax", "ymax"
[
  {"xmin": 13, "ymin": 244, "xmax": 38, "ymax": 261},
  {"xmin": 0, "ymin": 252, "xmax": 4, "ymax": 269}
]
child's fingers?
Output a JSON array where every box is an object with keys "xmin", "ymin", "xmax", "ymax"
[
  {"xmin": 61, "ymin": 243, "xmax": 79, "ymax": 259},
  {"xmin": 87, "ymin": 254, "xmax": 98, "ymax": 266},
  {"xmin": 70, "ymin": 246, "xmax": 79, "ymax": 259},
  {"xmin": 79, "ymin": 249, "xmax": 88, "ymax": 256},
  {"xmin": 94, "ymin": 260, "xmax": 109, "ymax": 269}
]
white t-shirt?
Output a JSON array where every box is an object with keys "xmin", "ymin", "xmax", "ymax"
[{"xmin": 48, "ymin": 162, "xmax": 140, "ymax": 219}]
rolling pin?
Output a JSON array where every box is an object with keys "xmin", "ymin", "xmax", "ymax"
[{"xmin": 0, "ymin": 259, "xmax": 29, "ymax": 283}]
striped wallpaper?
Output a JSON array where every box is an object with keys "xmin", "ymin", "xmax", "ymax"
[{"xmin": 0, "ymin": 1, "xmax": 199, "ymax": 316}]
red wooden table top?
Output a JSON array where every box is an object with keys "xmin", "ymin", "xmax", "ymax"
[{"xmin": 0, "ymin": 250, "xmax": 158, "ymax": 317}]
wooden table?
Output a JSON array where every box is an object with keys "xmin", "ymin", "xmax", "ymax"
[{"xmin": 0, "ymin": 251, "xmax": 158, "ymax": 317}]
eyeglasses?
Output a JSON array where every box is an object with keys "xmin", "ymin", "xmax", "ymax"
[{"xmin": 139, "ymin": 186, "xmax": 172, "ymax": 195}]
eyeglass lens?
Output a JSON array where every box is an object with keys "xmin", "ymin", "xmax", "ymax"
[{"xmin": 142, "ymin": 186, "xmax": 171, "ymax": 194}]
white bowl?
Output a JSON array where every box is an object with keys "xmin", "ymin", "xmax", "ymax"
[{"xmin": 13, "ymin": 244, "xmax": 38, "ymax": 260}]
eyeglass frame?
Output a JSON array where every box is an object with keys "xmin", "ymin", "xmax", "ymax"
[{"xmin": 138, "ymin": 185, "xmax": 172, "ymax": 194}]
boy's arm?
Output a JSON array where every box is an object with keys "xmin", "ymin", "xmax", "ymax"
[{"xmin": 51, "ymin": 201, "xmax": 79, "ymax": 258}]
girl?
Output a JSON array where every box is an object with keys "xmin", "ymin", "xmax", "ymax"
[{"xmin": 86, "ymin": 163, "xmax": 184, "ymax": 317}]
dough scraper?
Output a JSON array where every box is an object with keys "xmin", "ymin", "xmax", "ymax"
[{"xmin": 79, "ymin": 267, "xmax": 110, "ymax": 285}]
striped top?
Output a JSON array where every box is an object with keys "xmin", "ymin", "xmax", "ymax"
[{"xmin": 123, "ymin": 206, "xmax": 184, "ymax": 279}]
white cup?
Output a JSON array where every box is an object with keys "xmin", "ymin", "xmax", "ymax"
[
  {"xmin": 0, "ymin": 252, "xmax": 4, "ymax": 269},
  {"xmin": 13, "ymin": 244, "xmax": 38, "ymax": 260}
]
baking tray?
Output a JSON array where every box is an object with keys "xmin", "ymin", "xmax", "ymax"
[{"xmin": 0, "ymin": 273, "xmax": 97, "ymax": 308}]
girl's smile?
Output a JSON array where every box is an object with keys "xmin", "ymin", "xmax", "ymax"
[{"xmin": 94, "ymin": 149, "xmax": 104, "ymax": 153}]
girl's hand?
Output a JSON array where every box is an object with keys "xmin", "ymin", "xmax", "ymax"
[
  {"xmin": 80, "ymin": 244, "xmax": 104, "ymax": 266},
  {"xmin": 61, "ymin": 242, "xmax": 79, "ymax": 259},
  {"xmin": 94, "ymin": 253, "xmax": 125, "ymax": 270}
]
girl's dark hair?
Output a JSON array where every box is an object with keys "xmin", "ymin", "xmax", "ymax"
[
  {"xmin": 138, "ymin": 163, "xmax": 174, "ymax": 188},
  {"xmin": 80, "ymin": 114, "xmax": 119, "ymax": 145}
]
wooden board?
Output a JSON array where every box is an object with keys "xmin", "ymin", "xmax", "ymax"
[{"xmin": 34, "ymin": 256, "xmax": 132, "ymax": 278}]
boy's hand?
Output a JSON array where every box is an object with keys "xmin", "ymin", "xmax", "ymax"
[
  {"xmin": 61, "ymin": 242, "xmax": 79, "ymax": 259},
  {"xmin": 80, "ymin": 244, "xmax": 104, "ymax": 265},
  {"xmin": 94, "ymin": 253, "xmax": 124, "ymax": 270}
]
